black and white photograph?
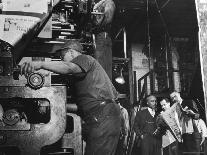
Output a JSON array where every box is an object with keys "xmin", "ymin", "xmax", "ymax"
[{"xmin": 0, "ymin": 0, "xmax": 206, "ymax": 155}]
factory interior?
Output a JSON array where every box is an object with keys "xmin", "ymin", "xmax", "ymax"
[{"xmin": 0, "ymin": 0, "xmax": 207, "ymax": 155}]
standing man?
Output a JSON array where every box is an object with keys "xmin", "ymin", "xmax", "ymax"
[
  {"xmin": 159, "ymin": 98, "xmax": 178, "ymax": 155},
  {"xmin": 170, "ymin": 91, "xmax": 200, "ymax": 155},
  {"xmin": 133, "ymin": 95, "xmax": 162, "ymax": 155},
  {"xmin": 20, "ymin": 40, "xmax": 121, "ymax": 155}
]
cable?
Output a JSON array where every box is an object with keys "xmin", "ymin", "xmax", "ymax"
[
  {"xmin": 154, "ymin": 0, "xmax": 170, "ymax": 38},
  {"xmin": 161, "ymin": 0, "xmax": 171, "ymax": 9},
  {"xmin": 196, "ymin": 98, "xmax": 205, "ymax": 111},
  {"xmin": 146, "ymin": 0, "xmax": 151, "ymax": 70}
]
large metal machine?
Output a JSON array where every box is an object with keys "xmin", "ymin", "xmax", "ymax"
[{"xmin": 0, "ymin": 0, "xmax": 95, "ymax": 154}]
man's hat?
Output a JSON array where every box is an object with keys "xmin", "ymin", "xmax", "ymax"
[{"xmin": 57, "ymin": 40, "xmax": 83, "ymax": 54}]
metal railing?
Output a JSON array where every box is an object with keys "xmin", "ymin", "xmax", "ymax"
[{"xmin": 137, "ymin": 70, "xmax": 156, "ymax": 102}]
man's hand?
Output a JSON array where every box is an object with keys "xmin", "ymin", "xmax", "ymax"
[
  {"xmin": 185, "ymin": 109, "xmax": 195, "ymax": 115},
  {"xmin": 20, "ymin": 62, "xmax": 42, "ymax": 76},
  {"xmin": 183, "ymin": 106, "xmax": 196, "ymax": 116}
]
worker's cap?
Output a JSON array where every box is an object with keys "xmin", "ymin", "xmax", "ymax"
[{"xmin": 57, "ymin": 40, "xmax": 83, "ymax": 54}]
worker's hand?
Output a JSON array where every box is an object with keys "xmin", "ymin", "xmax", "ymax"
[
  {"xmin": 184, "ymin": 109, "xmax": 196, "ymax": 116},
  {"xmin": 186, "ymin": 109, "xmax": 195, "ymax": 115},
  {"xmin": 183, "ymin": 106, "xmax": 195, "ymax": 116},
  {"xmin": 20, "ymin": 62, "xmax": 42, "ymax": 76}
]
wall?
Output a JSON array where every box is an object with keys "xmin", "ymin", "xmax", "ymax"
[{"xmin": 132, "ymin": 43, "xmax": 151, "ymax": 100}]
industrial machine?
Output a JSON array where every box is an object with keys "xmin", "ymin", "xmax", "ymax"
[{"xmin": 0, "ymin": 0, "xmax": 95, "ymax": 154}]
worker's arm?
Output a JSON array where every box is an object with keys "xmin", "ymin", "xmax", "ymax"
[
  {"xmin": 183, "ymin": 100, "xmax": 200, "ymax": 119},
  {"xmin": 20, "ymin": 61, "xmax": 82, "ymax": 75}
]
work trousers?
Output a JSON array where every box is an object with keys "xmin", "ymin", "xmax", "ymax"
[
  {"xmin": 140, "ymin": 134, "xmax": 162, "ymax": 155},
  {"xmin": 163, "ymin": 141, "xmax": 179, "ymax": 155},
  {"xmin": 181, "ymin": 133, "xmax": 201, "ymax": 155},
  {"xmin": 84, "ymin": 102, "xmax": 121, "ymax": 155},
  {"xmin": 115, "ymin": 135, "xmax": 127, "ymax": 155}
]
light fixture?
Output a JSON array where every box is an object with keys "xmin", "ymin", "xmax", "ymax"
[{"xmin": 115, "ymin": 67, "xmax": 125, "ymax": 84}]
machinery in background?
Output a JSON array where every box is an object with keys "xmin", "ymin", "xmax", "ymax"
[{"xmin": 0, "ymin": 0, "xmax": 96, "ymax": 154}]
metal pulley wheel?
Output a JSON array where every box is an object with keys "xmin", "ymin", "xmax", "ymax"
[
  {"xmin": 3, "ymin": 109, "xmax": 20, "ymax": 126},
  {"xmin": 27, "ymin": 72, "xmax": 44, "ymax": 89}
]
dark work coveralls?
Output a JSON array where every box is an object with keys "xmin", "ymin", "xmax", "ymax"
[
  {"xmin": 71, "ymin": 54, "xmax": 121, "ymax": 155},
  {"xmin": 133, "ymin": 108, "xmax": 162, "ymax": 155}
]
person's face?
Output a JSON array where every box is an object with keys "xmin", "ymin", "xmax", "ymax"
[
  {"xmin": 60, "ymin": 48, "xmax": 76, "ymax": 61},
  {"xmin": 160, "ymin": 100, "xmax": 170, "ymax": 111},
  {"xmin": 170, "ymin": 92, "xmax": 180, "ymax": 104},
  {"xmin": 147, "ymin": 96, "xmax": 157, "ymax": 110}
]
